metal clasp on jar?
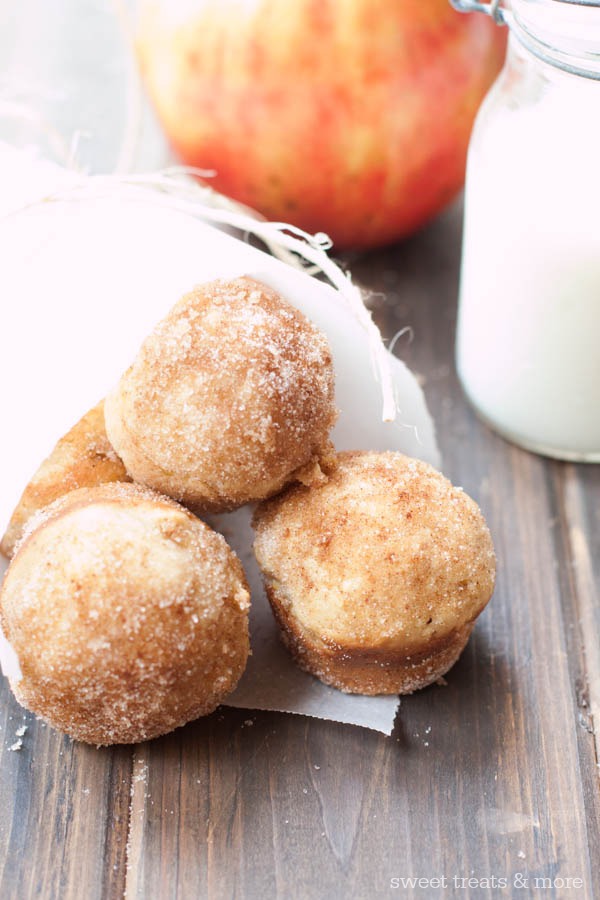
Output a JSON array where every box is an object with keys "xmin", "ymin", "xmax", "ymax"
[{"xmin": 449, "ymin": 0, "xmax": 507, "ymax": 24}]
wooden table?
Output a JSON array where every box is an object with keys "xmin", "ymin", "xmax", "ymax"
[{"xmin": 0, "ymin": 200, "xmax": 598, "ymax": 900}]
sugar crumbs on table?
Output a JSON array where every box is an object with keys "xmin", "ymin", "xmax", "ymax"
[{"xmin": 133, "ymin": 765, "xmax": 148, "ymax": 784}]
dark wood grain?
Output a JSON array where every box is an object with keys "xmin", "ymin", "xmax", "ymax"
[{"xmin": 0, "ymin": 200, "xmax": 598, "ymax": 900}]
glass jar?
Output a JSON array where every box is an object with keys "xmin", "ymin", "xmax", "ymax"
[{"xmin": 451, "ymin": 0, "xmax": 600, "ymax": 462}]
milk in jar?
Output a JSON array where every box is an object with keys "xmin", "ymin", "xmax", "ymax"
[{"xmin": 453, "ymin": 0, "xmax": 600, "ymax": 461}]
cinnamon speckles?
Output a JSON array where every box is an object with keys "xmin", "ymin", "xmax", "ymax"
[
  {"xmin": 104, "ymin": 276, "xmax": 338, "ymax": 513},
  {"xmin": 0, "ymin": 401, "xmax": 130, "ymax": 560},
  {"xmin": 253, "ymin": 451, "xmax": 496, "ymax": 695},
  {"xmin": 0, "ymin": 483, "xmax": 250, "ymax": 745}
]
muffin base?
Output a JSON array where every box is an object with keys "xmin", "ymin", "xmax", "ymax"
[{"xmin": 266, "ymin": 582, "xmax": 475, "ymax": 695}]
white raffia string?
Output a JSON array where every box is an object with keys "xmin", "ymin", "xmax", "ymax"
[{"xmin": 4, "ymin": 166, "xmax": 397, "ymax": 422}]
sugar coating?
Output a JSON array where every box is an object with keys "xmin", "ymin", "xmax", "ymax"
[
  {"xmin": 1, "ymin": 401, "xmax": 130, "ymax": 559},
  {"xmin": 253, "ymin": 451, "xmax": 496, "ymax": 694},
  {"xmin": 0, "ymin": 483, "xmax": 250, "ymax": 745},
  {"xmin": 104, "ymin": 277, "xmax": 338, "ymax": 513}
]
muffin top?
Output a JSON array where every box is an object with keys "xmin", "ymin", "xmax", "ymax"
[
  {"xmin": 253, "ymin": 451, "xmax": 496, "ymax": 655},
  {"xmin": 1, "ymin": 401, "xmax": 129, "ymax": 560},
  {"xmin": 1, "ymin": 482, "xmax": 250, "ymax": 744},
  {"xmin": 104, "ymin": 276, "xmax": 337, "ymax": 512}
]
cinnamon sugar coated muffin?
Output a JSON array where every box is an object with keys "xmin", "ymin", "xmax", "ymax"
[
  {"xmin": 0, "ymin": 483, "xmax": 250, "ymax": 744},
  {"xmin": 104, "ymin": 276, "xmax": 337, "ymax": 513},
  {"xmin": 1, "ymin": 401, "xmax": 130, "ymax": 560},
  {"xmin": 253, "ymin": 451, "xmax": 496, "ymax": 695}
]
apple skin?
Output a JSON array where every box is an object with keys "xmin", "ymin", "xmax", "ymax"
[{"xmin": 136, "ymin": 0, "xmax": 506, "ymax": 250}]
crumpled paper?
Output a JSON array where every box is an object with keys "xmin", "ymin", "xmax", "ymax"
[
  {"xmin": 0, "ymin": 149, "xmax": 440, "ymax": 734},
  {"xmin": 211, "ymin": 507, "xmax": 401, "ymax": 732}
]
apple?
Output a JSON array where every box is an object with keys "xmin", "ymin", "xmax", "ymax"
[{"xmin": 136, "ymin": 0, "xmax": 506, "ymax": 249}]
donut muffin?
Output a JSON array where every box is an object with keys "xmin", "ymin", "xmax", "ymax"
[
  {"xmin": 1, "ymin": 401, "xmax": 129, "ymax": 559},
  {"xmin": 104, "ymin": 276, "xmax": 337, "ymax": 513},
  {"xmin": 253, "ymin": 451, "xmax": 495, "ymax": 695},
  {"xmin": 0, "ymin": 483, "xmax": 250, "ymax": 744}
]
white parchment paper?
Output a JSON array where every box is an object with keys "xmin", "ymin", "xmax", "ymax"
[{"xmin": 0, "ymin": 150, "xmax": 440, "ymax": 734}]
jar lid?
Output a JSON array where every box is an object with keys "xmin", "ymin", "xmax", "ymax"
[
  {"xmin": 451, "ymin": 0, "xmax": 600, "ymax": 79},
  {"xmin": 451, "ymin": 0, "xmax": 600, "ymax": 23}
]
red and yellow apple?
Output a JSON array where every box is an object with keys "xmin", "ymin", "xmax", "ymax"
[{"xmin": 136, "ymin": 0, "xmax": 506, "ymax": 249}]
